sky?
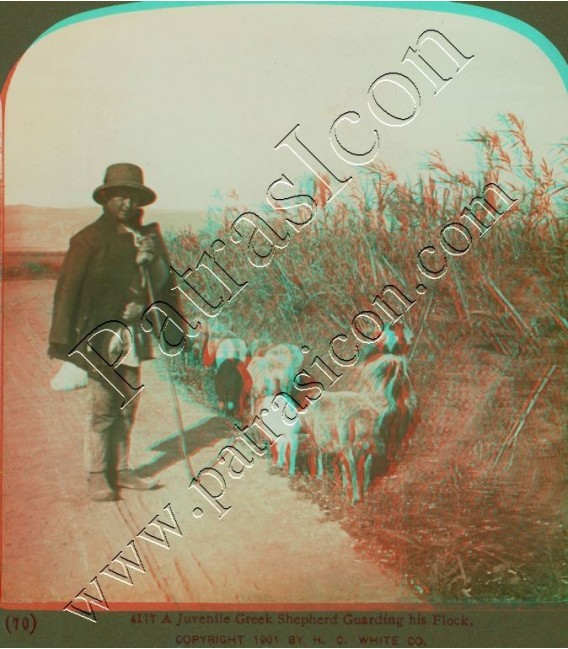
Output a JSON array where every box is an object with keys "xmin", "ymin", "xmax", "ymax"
[{"xmin": 3, "ymin": 3, "xmax": 567, "ymax": 212}]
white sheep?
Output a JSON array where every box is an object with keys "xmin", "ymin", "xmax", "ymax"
[
  {"xmin": 246, "ymin": 343, "xmax": 303, "ymax": 415},
  {"xmin": 247, "ymin": 355, "xmax": 272, "ymax": 414},
  {"xmin": 215, "ymin": 337, "xmax": 249, "ymax": 369},
  {"xmin": 197, "ymin": 320, "xmax": 236, "ymax": 367},
  {"xmin": 258, "ymin": 394, "xmax": 303, "ymax": 476},
  {"xmin": 262, "ymin": 343, "xmax": 304, "ymax": 392},
  {"xmin": 302, "ymin": 391, "xmax": 386, "ymax": 504},
  {"xmin": 301, "ymin": 351, "xmax": 417, "ymax": 502}
]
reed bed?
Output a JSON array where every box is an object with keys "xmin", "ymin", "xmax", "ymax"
[{"xmin": 168, "ymin": 114, "xmax": 567, "ymax": 602}]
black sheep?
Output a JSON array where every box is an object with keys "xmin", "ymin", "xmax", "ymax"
[{"xmin": 214, "ymin": 358, "xmax": 244, "ymax": 417}]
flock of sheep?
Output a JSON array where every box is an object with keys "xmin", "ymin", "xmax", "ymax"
[{"xmin": 189, "ymin": 321, "xmax": 417, "ymax": 503}]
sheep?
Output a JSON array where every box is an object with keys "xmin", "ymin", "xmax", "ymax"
[
  {"xmin": 264, "ymin": 343, "xmax": 303, "ymax": 370},
  {"xmin": 302, "ymin": 391, "xmax": 386, "ymax": 504},
  {"xmin": 215, "ymin": 337, "xmax": 249, "ymax": 369},
  {"xmin": 247, "ymin": 355, "xmax": 272, "ymax": 413},
  {"xmin": 211, "ymin": 338, "xmax": 251, "ymax": 420},
  {"xmin": 258, "ymin": 394, "xmax": 303, "ymax": 476},
  {"xmin": 214, "ymin": 358, "xmax": 243, "ymax": 417},
  {"xmin": 262, "ymin": 343, "xmax": 304, "ymax": 393},
  {"xmin": 249, "ymin": 338, "xmax": 271, "ymax": 357},
  {"xmin": 358, "ymin": 320, "xmax": 414, "ymax": 364},
  {"xmin": 301, "ymin": 349, "xmax": 417, "ymax": 502},
  {"xmin": 198, "ymin": 320, "xmax": 236, "ymax": 368},
  {"xmin": 359, "ymin": 353, "xmax": 417, "ymax": 465},
  {"xmin": 347, "ymin": 321, "xmax": 414, "ymax": 391},
  {"xmin": 246, "ymin": 343, "xmax": 303, "ymax": 415}
]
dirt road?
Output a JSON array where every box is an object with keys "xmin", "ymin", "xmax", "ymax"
[{"xmin": 1, "ymin": 280, "xmax": 417, "ymax": 607}]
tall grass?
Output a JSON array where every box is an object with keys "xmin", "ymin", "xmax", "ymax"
[
  {"xmin": 166, "ymin": 114, "xmax": 565, "ymax": 355},
  {"xmin": 167, "ymin": 114, "xmax": 567, "ymax": 602}
]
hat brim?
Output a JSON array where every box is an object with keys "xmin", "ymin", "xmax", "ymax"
[{"xmin": 93, "ymin": 181, "xmax": 156, "ymax": 207}]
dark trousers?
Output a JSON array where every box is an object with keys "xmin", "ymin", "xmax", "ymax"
[{"xmin": 85, "ymin": 366, "xmax": 141, "ymax": 476}]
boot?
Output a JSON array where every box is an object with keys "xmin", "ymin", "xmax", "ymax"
[
  {"xmin": 88, "ymin": 472, "xmax": 117, "ymax": 501},
  {"xmin": 117, "ymin": 469, "xmax": 158, "ymax": 490}
]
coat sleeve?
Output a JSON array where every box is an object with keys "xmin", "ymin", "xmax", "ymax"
[{"xmin": 48, "ymin": 234, "xmax": 95, "ymax": 361}]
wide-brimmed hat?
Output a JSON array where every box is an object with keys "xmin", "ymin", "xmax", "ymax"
[{"xmin": 93, "ymin": 163, "xmax": 156, "ymax": 206}]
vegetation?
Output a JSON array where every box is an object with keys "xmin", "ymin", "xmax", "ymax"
[{"xmin": 166, "ymin": 114, "xmax": 567, "ymax": 603}]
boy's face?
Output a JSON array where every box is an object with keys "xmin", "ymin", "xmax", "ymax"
[{"xmin": 103, "ymin": 189, "xmax": 142, "ymax": 224}]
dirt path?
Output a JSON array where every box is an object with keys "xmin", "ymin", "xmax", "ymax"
[{"xmin": 1, "ymin": 280, "xmax": 417, "ymax": 607}]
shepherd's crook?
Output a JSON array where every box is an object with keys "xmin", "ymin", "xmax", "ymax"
[{"xmin": 142, "ymin": 263, "xmax": 195, "ymax": 482}]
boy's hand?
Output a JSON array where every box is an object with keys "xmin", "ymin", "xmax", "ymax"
[
  {"xmin": 136, "ymin": 236, "xmax": 155, "ymax": 265},
  {"xmin": 123, "ymin": 301, "xmax": 145, "ymax": 322}
]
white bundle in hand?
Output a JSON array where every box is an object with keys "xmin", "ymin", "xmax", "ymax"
[{"xmin": 50, "ymin": 361, "xmax": 88, "ymax": 391}]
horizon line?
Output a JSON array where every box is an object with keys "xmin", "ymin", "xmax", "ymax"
[{"xmin": 4, "ymin": 203, "xmax": 212, "ymax": 211}]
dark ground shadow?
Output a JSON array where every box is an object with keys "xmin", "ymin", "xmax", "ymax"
[{"xmin": 136, "ymin": 415, "xmax": 234, "ymax": 478}]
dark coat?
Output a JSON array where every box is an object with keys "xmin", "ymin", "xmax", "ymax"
[{"xmin": 48, "ymin": 211, "xmax": 179, "ymax": 365}]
